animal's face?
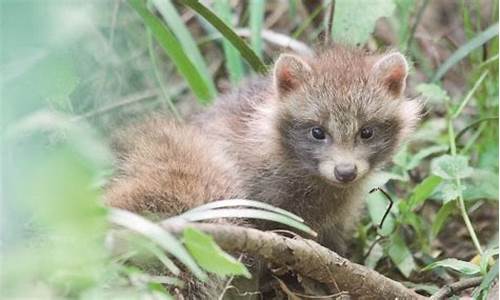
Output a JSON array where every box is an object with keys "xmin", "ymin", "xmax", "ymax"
[{"xmin": 274, "ymin": 49, "xmax": 421, "ymax": 187}]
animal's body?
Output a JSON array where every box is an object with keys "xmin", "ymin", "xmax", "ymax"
[
  {"xmin": 195, "ymin": 45, "xmax": 421, "ymax": 253},
  {"xmin": 106, "ymin": 45, "xmax": 421, "ymax": 254}
]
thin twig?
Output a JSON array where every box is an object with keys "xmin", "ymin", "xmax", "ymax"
[
  {"xmin": 73, "ymin": 89, "xmax": 159, "ymax": 121},
  {"xmin": 430, "ymin": 276, "xmax": 483, "ymax": 300},
  {"xmin": 152, "ymin": 222, "xmax": 426, "ymax": 299}
]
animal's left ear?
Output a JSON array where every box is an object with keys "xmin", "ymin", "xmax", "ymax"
[{"xmin": 370, "ymin": 52, "xmax": 408, "ymax": 98}]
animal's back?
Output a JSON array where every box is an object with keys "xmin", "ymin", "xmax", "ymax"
[{"xmin": 105, "ymin": 116, "xmax": 242, "ymax": 217}]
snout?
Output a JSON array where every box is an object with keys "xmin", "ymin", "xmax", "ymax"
[{"xmin": 334, "ymin": 163, "xmax": 357, "ymax": 183}]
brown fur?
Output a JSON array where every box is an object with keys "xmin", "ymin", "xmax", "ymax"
[
  {"xmin": 105, "ymin": 116, "xmax": 243, "ymax": 217},
  {"xmin": 195, "ymin": 45, "xmax": 422, "ymax": 254}
]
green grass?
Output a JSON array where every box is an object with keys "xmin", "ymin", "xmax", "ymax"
[{"xmin": 1, "ymin": 0, "xmax": 498, "ymax": 299}]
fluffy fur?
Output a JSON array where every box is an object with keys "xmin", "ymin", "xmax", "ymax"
[
  {"xmin": 195, "ymin": 45, "xmax": 422, "ymax": 253},
  {"xmin": 105, "ymin": 116, "xmax": 243, "ymax": 217}
]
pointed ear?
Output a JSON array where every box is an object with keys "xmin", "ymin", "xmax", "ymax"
[
  {"xmin": 370, "ymin": 52, "xmax": 408, "ymax": 98},
  {"xmin": 273, "ymin": 54, "xmax": 312, "ymax": 95}
]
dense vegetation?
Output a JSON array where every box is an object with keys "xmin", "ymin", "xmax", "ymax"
[{"xmin": 1, "ymin": 0, "xmax": 498, "ymax": 299}]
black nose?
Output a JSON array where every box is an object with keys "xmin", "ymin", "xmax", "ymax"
[{"xmin": 334, "ymin": 164, "xmax": 357, "ymax": 183}]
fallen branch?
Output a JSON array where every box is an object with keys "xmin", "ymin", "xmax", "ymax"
[
  {"xmin": 159, "ymin": 222, "xmax": 425, "ymax": 299},
  {"xmin": 430, "ymin": 276, "xmax": 483, "ymax": 300}
]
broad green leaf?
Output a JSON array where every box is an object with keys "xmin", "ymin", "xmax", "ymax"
[
  {"xmin": 151, "ymin": 0, "xmax": 216, "ymax": 99},
  {"xmin": 431, "ymin": 201, "xmax": 456, "ymax": 237},
  {"xmin": 213, "ymin": 0, "xmax": 245, "ymax": 84},
  {"xmin": 416, "ymin": 83, "xmax": 450, "ymax": 103},
  {"xmin": 463, "ymin": 169, "xmax": 499, "ymax": 201},
  {"xmin": 187, "ymin": 199, "xmax": 303, "ymax": 222},
  {"xmin": 109, "ymin": 209, "xmax": 207, "ymax": 281},
  {"xmin": 177, "ymin": 208, "xmax": 316, "ymax": 237},
  {"xmin": 431, "ymin": 155, "xmax": 473, "ymax": 180},
  {"xmin": 183, "ymin": 227, "xmax": 251, "ymax": 278},
  {"xmin": 422, "ymin": 258, "xmax": 481, "ymax": 276},
  {"xmin": 179, "ymin": 0, "xmax": 267, "ymax": 74},
  {"xmin": 406, "ymin": 145, "xmax": 448, "ymax": 171},
  {"xmin": 438, "ymin": 181, "xmax": 466, "ymax": 203},
  {"xmin": 388, "ymin": 231, "xmax": 416, "ymax": 278},
  {"xmin": 331, "ymin": 0, "xmax": 396, "ymax": 45},
  {"xmin": 432, "ymin": 23, "xmax": 499, "ymax": 82},
  {"xmin": 128, "ymin": 0, "xmax": 212, "ymax": 103},
  {"xmin": 408, "ymin": 176, "xmax": 442, "ymax": 209}
]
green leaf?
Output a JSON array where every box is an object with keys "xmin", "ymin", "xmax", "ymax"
[
  {"xmin": 177, "ymin": 208, "xmax": 316, "ymax": 237},
  {"xmin": 365, "ymin": 243, "xmax": 384, "ymax": 269},
  {"xmin": 213, "ymin": 0, "xmax": 245, "ymax": 84},
  {"xmin": 406, "ymin": 145, "xmax": 448, "ymax": 171},
  {"xmin": 463, "ymin": 169, "xmax": 499, "ymax": 201},
  {"xmin": 109, "ymin": 209, "xmax": 207, "ymax": 281},
  {"xmin": 128, "ymin": 0, "xmax": 212, "ymax": 103},
  {"xmin": 438, "ymin": 181, "xmax": 466, "ymax": 203},
  {"xmin": 366, "ymin": 190, "xmax": 396, "ymax": 235},
  {"xmin": 408, "ymin": 176, "xmax": 442, "ymax": 209},
  {"xmin": 422, "ymin": 258, "xmax": 481, "ymax": 276},
  {"xmin": 331, "ymin": 0, "xmax": 396, "ymax": 45},
  {"xmin": 473, "ymin": 260, "xmax": 498, "ymax": 299},
  {"xmin": 179, "ymin": 0, "xmax": 267, "ymax": 74},
  {"xmin": 432, "ymin": 23, "xmax": 499, "ymax": 82},
  {"xmin": 151, "ymin": 0, "xmax": 216, "ymax": 99},
  {"xmin": 480, "ymin": 246, "xmax": 498, "ymax": 275},
  {"xmin": 431, "ymin": 155, "xmax": 473, "ymax": 180},
  {"xmin": 388, "ymin": 230, "xmax": 417, "ymax": 278},
  {"xmin": 187, "ymin": 199, "xmax": 304, "ymax": 222},
  {"xmin": 431, "ymin": 201, "xmax": 455, "ymax": 237},
  {"xmin": 416, "ymin": 83, "xmax": 450, "ymax": 103},
  {"xmin": 183, "ymin": 227, "xmax": 251, "ymax": 278},
  {"xmin": 249, "ymin": 0, "xmax": 265, "ymax": 58}
]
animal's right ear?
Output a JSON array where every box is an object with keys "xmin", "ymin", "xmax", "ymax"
[{"xmin": 273, "ymin": 54, "xmax": 312, "ymax": 95}]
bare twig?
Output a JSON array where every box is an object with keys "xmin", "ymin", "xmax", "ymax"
[
  {"xmin": 156, "ymin": 222, "xmax": 426, "ymax": 299},
  {"xmin": 430, "ymin": 276, "xmax": 483, "ymax": 300}
]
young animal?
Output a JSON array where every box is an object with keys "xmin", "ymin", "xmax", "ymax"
[{"xmin": 196, "ymin": 45, "xmax": 422, "ymax": 254}]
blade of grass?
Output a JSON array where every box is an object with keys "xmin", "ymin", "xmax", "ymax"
[
  {"xmin": 452, "ymin": 70, "xmax": 488, "ymax": 119},
  {"xmin": 249, "ymin": 0, "xmax": 265, "ymax": 58},
  {"xmin": 292, "ymin": 2, "xmax": 327, "ymax": 39},
  {"xmin": 109, "ymin": 208, "xmax": 207, "ymax": 280},
  {"xmin": 129, "ymin": 0, "xmax": 212, "ymax": 104},
  {"xmin": 186, "ymin": 199, "xmax": 304, "ymax": 222},
  {"xmin": 179, "ymin": 0, "xmax": 267, "ymax": 74},
  {"xmin": 176, "ymin": 208, "xmax": 317, "ymax": 237},
  {"xmin": 213, "ymin": 0, "xmax": 245, "ymax": 84},
  {"xmin": 151, "ymin": 0, "xmax": 216, "ymax": 99},
  {"xmin": 431, "ymin": 23, "xmax": 498, "ymax": 82},
  {"xmin": 146, "ymin": 29, "xmax": 182, "ymax": 121}
]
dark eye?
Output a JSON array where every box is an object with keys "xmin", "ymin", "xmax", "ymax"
[
  {"xmin": 311, "ymin": 127, "xmax": 326, "ymax": 140},
  {"xmin": 360, "ymin": 127, "xmax": 374, "ymax": 139}
]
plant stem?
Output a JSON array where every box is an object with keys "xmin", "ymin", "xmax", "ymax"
[
  {"xmin": 447, "ymin": 117, "xmax": 483, "ymax": 255},
  {"xmin": 147, "ymin": 29, "xmax": 182, "ymax": 122}
]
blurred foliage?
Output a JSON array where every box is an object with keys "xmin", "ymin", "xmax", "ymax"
[{"xmin": 1, "ymin": 0, "xmax": 498, "ymax": 299}]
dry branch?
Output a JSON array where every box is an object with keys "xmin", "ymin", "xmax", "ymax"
[
  {"xmin": 159, "ymin": 222, "xmax": 425, "ymax": 299},
  {"xmin": 429, "ymin": 276, "xmax": 483, "ymax": 300}
]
